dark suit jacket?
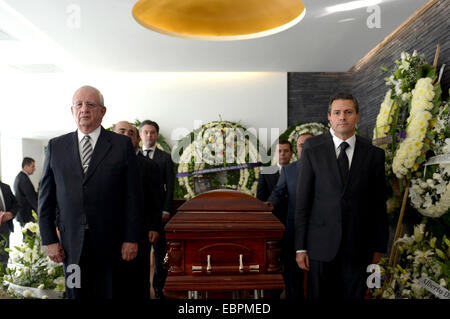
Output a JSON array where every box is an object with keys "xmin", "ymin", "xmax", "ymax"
[
  {"xmin": 38, "ymin": 127, "xmax": 143, "ymax": 267},
  {"xmin": 268, "ymin": 160, "xmax": 300, "ymax": 248},
  {"xmin": 295, "ymin": 132, "xmax": 388, "ymax": 263},
  {"xmin": 150, "ymin": 148, "xmax": 174, "ymax": 214},
  {"xmin": 136, "ymin": 152, "xmax": 163, "ymax": 234},
  {"xmin": 0, "ymin": 182, "xmax": 20, "ymax": 234},
  {"xmin": 256, "ymin": 166, "xmax": 280, "ymax": 201},
  {"xmin": 13, "ymin": 171, "xmax": 37, "ymax": 224}
]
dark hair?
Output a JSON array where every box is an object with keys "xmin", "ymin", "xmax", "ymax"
[
  {"xmin": 328, "ymin": 92, "xmax": 359, "ymax": 114},
  {"xmin": 139, "ymin": 120, "xmax": 159, "ymax": 133},
  {"xmin": 22, "ymin": 157, "xmax": 35, "ymax": 168},
  {"xmin": 278, "ymin": 139, "xmax": 292, "ymax": 152}
]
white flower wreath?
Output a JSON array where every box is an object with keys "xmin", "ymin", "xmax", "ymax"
[{"xmin": 176, "ymin": 121, "xmax": 262, "ymax": 199}]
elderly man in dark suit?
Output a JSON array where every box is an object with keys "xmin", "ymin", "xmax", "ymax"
[
  {"xmin": 268, "ymin": 134, "xmax": 312, "ymax": 300},
  {"xmin": 139, "ymin": 119, "xmax": 174, "ymax": 299},
  {"xmin": 0, "ymin": 181, "xmax": 20, "ymax": 271},
  {"xmin": 38, "ymin": 86, "xmax": 143, "ymax": 299},
  {"xmin": 113, "ymin": 121, "xmax": 163, "ymax": 299},
  {"xmin": 295, "ymin": 93, "xmax": 388, "ymax": 300},
  {"xmin": 13, "ymin": 157, "xmax": 37, "ymax": 227}
]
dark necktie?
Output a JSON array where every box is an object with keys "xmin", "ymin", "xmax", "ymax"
[
  {"xmin": 81, "ymin": 135, "xmax": 93, "ymax": 174},
  {"xmin": 338, "ymin": 141, "xmax": 349, "ymax": 183},
  {"xmin": 145, "ymin": 149, "xmax": 153, "ymax": 159}
]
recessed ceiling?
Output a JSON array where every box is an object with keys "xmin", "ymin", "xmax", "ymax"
[{"xmin": 0, "ymin": 0, "xmax": 429, "ymax": 72}]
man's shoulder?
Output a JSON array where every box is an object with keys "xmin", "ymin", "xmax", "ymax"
[
  {"xmin": 284, "ymin": 161, "xmax": 299, "ymax": 172},
  {"xmin": 49, "ymin": 131, "xmax": 75, "ymax": 145},
  {"xmin": 0, "ymin": 181, "xmax": 11, "ymax": 191},
  {"xmin": 356, "ymin": 135, "xmax": 383, "ymax": 154},
  {"xmin": 304, "ymin": 133, "xmax": 330, "ymax": 150}
]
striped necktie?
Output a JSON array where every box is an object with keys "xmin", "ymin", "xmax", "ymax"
[{"xmin": 81, "ymin": 135, "xmax": 93, "ymax": 174}]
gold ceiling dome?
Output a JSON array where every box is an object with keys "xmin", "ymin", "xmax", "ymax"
[{"xmin": 132, "ymin": 0, "xmax": 306, "ymax": 41}]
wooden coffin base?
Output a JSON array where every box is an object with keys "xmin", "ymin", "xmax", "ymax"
[{"xmin": 164, "ymin": 273, "xmax": 284, "ymax": 299}]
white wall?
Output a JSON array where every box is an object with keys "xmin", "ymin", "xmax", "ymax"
[
  {"xmin": 0, "ymin": 72, "xmax": 287, "ymax": 149},
  {"xmin": 0, "ymin": 134, "xmax": 23, "ymax": 187},
  {"xmin": 0, "ymin": 136, "xmax": 44, "ymax": 190},
  {"xmin": 21, "ymin": 138, "xmax": 46, "ymax": 190}
]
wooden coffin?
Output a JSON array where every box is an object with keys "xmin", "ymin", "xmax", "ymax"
[{"xmin": 164, "ymin": 190, "xmax": 285, "ymax": 293}]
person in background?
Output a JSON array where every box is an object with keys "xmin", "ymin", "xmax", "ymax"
[
  {"xmin": 0, "ymin": 180, "xmax": 19, "ymax": 271},
  {"xmin": 13, "ymin": 157, "xmax": 38, "ymax": 227},
  {"xmin": 268, "ymin": 134, "xmax": 313, "ymax": 300},
  {"xmin": 139, "ymin": 119, "xmax": 174, "ymax": 299},
  {"xmin": 113, "ymin": 121, "xmax": 163, "ymax": 298}
]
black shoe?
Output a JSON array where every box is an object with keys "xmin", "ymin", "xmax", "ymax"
[{"xmin": 154, "ymin": 289, "xmax": 165, "ymax": 299}]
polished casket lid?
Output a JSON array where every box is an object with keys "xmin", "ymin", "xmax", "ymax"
[{"xmin": 166, "ymin": 190, "xmax": 284, "ymax": 233}]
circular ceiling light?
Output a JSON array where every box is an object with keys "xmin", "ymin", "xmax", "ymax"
[{"xmin": 132, "ymin": 0, "xmax": 306, "ymax": 41}]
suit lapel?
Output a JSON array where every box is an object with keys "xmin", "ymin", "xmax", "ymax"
[
  {"xmin": 324, "ymin": 133, "xmax": 343, "ymax": 189},
  {"xmin": 83, "ymin": 127, "xmax": 111, "ymax": 185},
  {"xmin": 66, "ymin": 131, "xmax": 84, "ymax": 180}
]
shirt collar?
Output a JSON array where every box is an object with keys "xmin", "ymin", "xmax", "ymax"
[
  {"xmin": 77, "ymin": 125, "xmax": 101, "ymax": 144},
  {"xmin": 330, "ymin": 128, "xmax": 356, "ymax": 151},
  {"xmin": 143, "ymin": 145, "xmax": 156, "ymax": 152}
]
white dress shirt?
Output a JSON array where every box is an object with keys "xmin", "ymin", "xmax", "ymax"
[
  {"xmin": 330, "ymin": 128, "xmax": 356, "ymax": 168},
  {"xmin": 77, "ymin": 125, "xmax": 101, "ymax": 164},
  {"xmin": 142, "ymin": 146, "xmax": 156, "ymax": 159},
  {"xmin": 297, "ymin": 129, "xmax": 356, "ymax": 254}
]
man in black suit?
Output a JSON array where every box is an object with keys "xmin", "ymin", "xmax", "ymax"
[
  {"xmin": 268, "ymin": 134, "xmax": 312, "ymax": 300},
  {"xmin": 13, "ymin": 157, "xmax": 37, "ymax": 227},
  {"xmin": 0, "ymin": 181, "xmax": 19, "ymax": 271},
  {"xmin": 113, "ymin": 121, "xmax": 163, "ymax": 298},
  {"xmin": 38, "ymin": 86, "xmax": 143, "ymax": 299},
  {"xmin": 295, "ymin": 93, "xmax": 388, "ymax": 300},
  {"xmin": 257, "ymin": 140, "xmax": 293, "ymax": 203},
  {"xmin": 139, "ymin": 119, "xmax": 174, "ymax": 299}
]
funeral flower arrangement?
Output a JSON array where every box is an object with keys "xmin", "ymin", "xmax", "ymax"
[
  {"xmin": 174, "ymin": 120, "xmax": 263, "ymax": 199},
  {"xmin": 409, "ymin": 101, "xmax": 450, "ymax": 218},
  {"xmin": 373, "ymin": 51, "xmax": 442, "ymax": 180},
  {"xmin": 371, "ymin": 224, "xmax": 450, "ymax": 299},
  {"xmin": 278, "ymin": 122, "xmax": 328, "ymax": 162},
  {"xmin": 0, "ymin": 216, "xmax": 65, "ymax": 299}
]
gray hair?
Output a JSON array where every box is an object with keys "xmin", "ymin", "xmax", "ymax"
[{"xmin": 73, "ymin": 85, "xmax": 105, "ymax": 106}]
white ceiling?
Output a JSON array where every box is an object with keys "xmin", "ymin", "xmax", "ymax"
[
  {"xmin": 0, "ymin": 0, "xmax": 429, "ymax": 72},
  {"xmin": 0, "ymin": 0, "xmax": 430, "ymax": 141}
]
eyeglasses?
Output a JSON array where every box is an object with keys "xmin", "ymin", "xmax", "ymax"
[{"xmin": 73, "ymin": 101, "xmax": 101, "ymax": 109}]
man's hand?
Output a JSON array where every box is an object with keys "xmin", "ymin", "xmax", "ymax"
[
  {"xmin": 122, "ymin": 242, "xmax": 138, "ymax": 261},
  {"xmin": 0, "ymin": 212, "xmax": 13, "ymax": 227},
  {"xmin": 372, "ymin": 252, "xmax": 382, "ymax": 264},
  {"xmin": 162, "ymin": 213, "xmax": 170, "ymax": 223},
  {"xmin": 46, "ymin": 243, "xmax": 66, "ymax": 263},
  {"xmin": 263, "ymin": 202, "xmax": 274, "ymax": 211},
  {"xmin": 296, "ymin": 252, "xmax": 310, "ymax": 271},
  {"xmin": 149, "ymin": 231, "xmax": 159, "ymax": 243}
]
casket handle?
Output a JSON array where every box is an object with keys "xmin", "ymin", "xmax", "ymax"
[
  {"xmin": 206, "ymin": 254, "xmax": 212, "ymax": 272},
  {"xmin": 239, "ymin": 254, "xmax": 244, "ymax": 272}
]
